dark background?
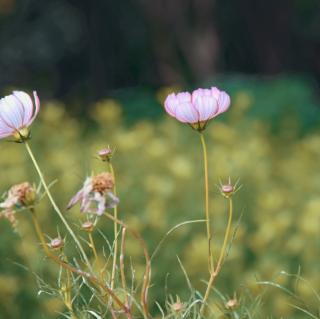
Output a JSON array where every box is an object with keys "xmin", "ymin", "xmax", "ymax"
[{"xmin": 1, "ymin": 0, "xmax": 320, "ymax": 107}]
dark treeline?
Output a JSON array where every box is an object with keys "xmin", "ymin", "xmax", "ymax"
[{"xmin": 0, "ymin": 0, "xmax": 319, "ymax": 104}]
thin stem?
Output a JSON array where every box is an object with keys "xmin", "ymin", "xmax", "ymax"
[
  {"xmin": 199, "ymin": 133, "xmax": 213, "ymax": 273},
  {"xmin": 120, "ymin": 227, "xmax": 129, "ymax": 309},
  {"xmin": 108, "ymin": 162, "xmax": 119, "ymax": 290},
  {"xmin": 30, "ymin": 210, "xmax": 131, "ymax": 315},
  {"xmin": 88, "ymin": 232, "xmax": 101, "ymax": 275},
  {"xmin": 200, "ymin": 198, "xmax": 233, "ymax": 316},
  {"xmin": 24, "ymin": 141, "xmax": 92, "ymax": 272},
  {"xmin": 62, "ymin": 253, "xmax": 76, "ymax": 318},
  {"xmin": 104, "ymin": 212, "xmax": 151, "ymax": 319},
  {"xmin": 215, "ymin": 198, "xmax": 233, "ymax": 273}
]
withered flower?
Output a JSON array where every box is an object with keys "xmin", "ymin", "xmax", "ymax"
[
  {"xmin": 0, "ymin": 182, "xmax": 36, "ymax": 228},
  {"xmin": 67, "ymin": 172, "xmax": 119, "ymax": 216},
  {"xmin": 0, "ymin": 182, "xmax": 36, "ymax": 208}
]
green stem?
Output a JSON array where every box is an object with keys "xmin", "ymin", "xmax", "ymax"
[
  {"xmin": 108, "ymin": 162, "xmax": 119, "ymax": 290},
  {"xmin": 199, "ymin": 133, "xmax": 213, "ymax": 273},
  {"xmin": 200, "ymin": 197, "xmax": 233, "ymax": 316},
  {"xmin": 120, "ymin": 227, "xmax": 129, "ymax": 309},
  {"xmin": 24, "ymin": 141, "xmax": 92, "ymax": 272}
]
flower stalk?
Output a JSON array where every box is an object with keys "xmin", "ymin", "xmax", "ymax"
[
  {"xmin": 199, "ymin": 133, "xmax": 214, "ymax": 273},
  {"xmin": 24, "ymin": 141, "xmax": 92, "ymax": 272},
  {"xmin": 120, "ymin": 227, "xmax": 129, "ymax": 309},
  {"xmin": 108, "ymin": 162, "xmax": 119, "ymax": 291},
  {"xmin": 200, "ymin": 197, "xmax": 233, "ymax": 316}
]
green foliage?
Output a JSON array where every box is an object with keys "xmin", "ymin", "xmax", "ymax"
[{"xmin": 0, "ymin": 77, "xmax": 320, "ymax": 318}]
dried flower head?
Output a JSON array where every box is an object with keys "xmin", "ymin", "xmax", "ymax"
[
  {"xmin": 92, "ymin": 172, "xmax": 114, "ymax": 192},
  {"xmin": 97, "ymin": 147, "xmax": 113, "ymax": 162},
  {"xmin": 0, "ymin": 182, "xmax": 36, "ymax": 209},
  {"xmin": 0, "ymin": 91, "xmax": 40, "ymax": 141},
  {"xmin": 67, "ymin": 172, "xmax": 119, "ymax": 216},
  {"xmin": 49, "ymin": 237, "xmax": 64, "ymax": 250},
  {"xmin": 164, "ymin": 87, "xmax": 230, "ymax": 131},
  {"xmin": 0, "ymin": 182, "xmax": 35, "ymax": 229}
]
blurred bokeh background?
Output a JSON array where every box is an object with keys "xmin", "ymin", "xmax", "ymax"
[{"xmin": 0, "ymin": 0, "xmax": 320, "ymax": 318}]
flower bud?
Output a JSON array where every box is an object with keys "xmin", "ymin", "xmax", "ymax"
[
  {"xmin": 97, "ymin": 148, "xmax": 113, "ymax": 162},
  {"xmin": 221, "ymin": 184, "xmax": 234, "ymax": 198},
  {"xmin": 81, "ymin": 221, "xmax": 94, "ymax": 232},
  {"xmin": 49, "ymin": 237, "xmax": 64, "ymax": 250},
  {"xmin": 171, "ymin": 301, "xmax": 184, "ymax": 312},
  {"xmin": 225, "ymin": 298, "xmax": 238, "ymax": 310}
]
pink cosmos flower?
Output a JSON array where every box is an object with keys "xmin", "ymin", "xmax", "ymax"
[
  {"xmin": 0, "ymin": 91, "xmax": 40, "ymax": 139},
  {"xmin": 164, "ymin": 87, "xmax": 230, "ymax": 131},
  {"xmin": 67, "ymin": 172, "xmax": 119, "ymax": 216}
]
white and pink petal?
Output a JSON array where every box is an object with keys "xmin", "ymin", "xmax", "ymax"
[
  {"xmin": 175, "ymin": 102, "xmax": 199, "ymax": 123},
  {"xmin": 217, "ymin": 91, "xmax": 231, "ymax": 114},
  {"xmin": 193, "ymin": 95, "xmax": 218, "ymax": 121}
]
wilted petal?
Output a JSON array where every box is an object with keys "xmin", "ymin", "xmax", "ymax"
[
  {"xmin": 0, "ymin": 195, "xmax": 18, "ymax": 209},
  {"xmin": 175, "ymin": 102, "xmax": 199, "ymax": 123},
  {"xmin": 67, "ymin": 189, "xmax": 84, "ymax": 210},
  {"xmin": 80, "ymin": 195, "xmax": 91, "ymax": 213},
  {"xmin": 95, "ymin": 193, "xmax": 106, "ymax": 216},
  {"xmin": 105, "ymin": 192, "xmax": 120, "ymax": 209}
]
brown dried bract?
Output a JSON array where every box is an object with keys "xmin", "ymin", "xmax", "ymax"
[{"xmin": 92, "ymin": 172, "xmax": 114, "ymax": 193}]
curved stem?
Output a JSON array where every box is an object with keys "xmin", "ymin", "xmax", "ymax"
[
  {"xmin": 108, "ymin": 162, "xmax": 119, "ymax": 290},
  {"xmin": 24, "ymin": 141, "xmax": 92, "ymax": 272},
  {"xmin": 200, "ymin": 198, "xmax": 233, "ymax": 316},
  {"xmin": 199, "ymin": 133, "xmax": 213, "ymax": 273},
  {"xmin": 30, "ymin": 210, "xmax": 131, "ymax": 315},
  {"xmin": 104, "ymin": 212, "xmax": 151, "ymax": 319}
]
